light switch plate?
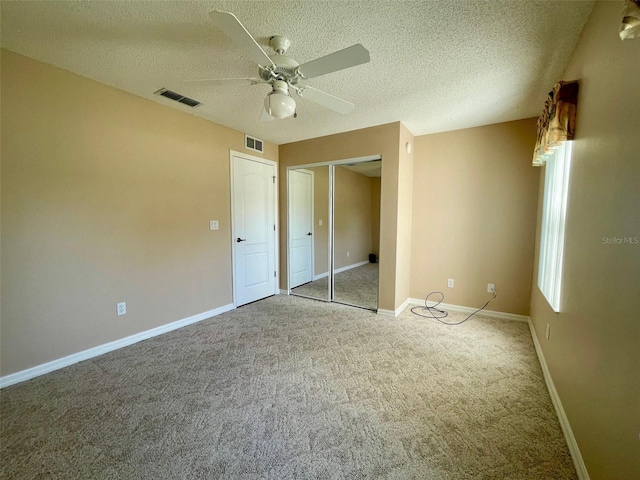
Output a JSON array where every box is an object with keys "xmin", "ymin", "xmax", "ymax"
[{"xmin": 209, "ymin": 220, "xmax": 219, "ymax": 230}]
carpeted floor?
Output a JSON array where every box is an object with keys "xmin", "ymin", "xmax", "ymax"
[
  {"xmin": 0, "ymin": 295, "xmax": 576, "ymax": 479},
  {"xmin": 292, "ymin": 263, "xmax": 378, "ymax": 310}
]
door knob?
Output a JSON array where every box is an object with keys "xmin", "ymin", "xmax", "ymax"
[
  {"xmin": 236, "ymin": 237, "xmax": 246, "ymax": 243},
  {"xmin": 307, "ymin": 232, "xmax": 313, "ymax": 236}
]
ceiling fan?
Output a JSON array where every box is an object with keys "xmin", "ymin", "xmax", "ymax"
[{"xmin": 189, "ymin": 11, "xmax": 370, "ymax": 121}]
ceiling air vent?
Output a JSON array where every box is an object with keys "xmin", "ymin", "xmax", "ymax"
[
  {"xmin": 154, "ymin": 88, "xmax": 202, "ymax": 108},
  {"xmin": 245, "ymin": 135, "xmax": 264, "ymax": 153}
]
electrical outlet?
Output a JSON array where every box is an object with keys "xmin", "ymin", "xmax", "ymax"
[
  {"xmin": 546, "ymin": 323, "xmax": 550, "ymax": 340},
  {"xmin": 209, "ymin": 220, "xmax": 219, "ymax": 230},
  {"xmin": 447, "ymin": 279, "xmax": 454, "ymax": 288},
  {"xmin": 117, "ymin": 302, "xmax": 126, "ymax": 316},
  {"xmin": 319, "ymin": 219, "xmax": 323, "ymax": 226},
  {"xmin": 347, "ymin": 251, "xmax": 350, "ymax": 257},
  {"xmin": 487, "ymin": 283, "xmax": 495, "ymax": 293}
]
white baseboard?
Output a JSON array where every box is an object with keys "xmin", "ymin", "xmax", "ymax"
[
  {"xmin": 395, "ymin": 298, "xmax": 411, "ymax": 317},
  {"xmin": 0, "ymin": 303, "xmax": 235, "ymax": 389},
  {"xmin": 407, "ymin": 298, "xmax": 529, "ymax": 322},
  {"xmin": 313, "ymin": 272, "xmax": 328, "ymax": 281},
  {"xmin": 377, "ymin": 298, "xmax": 411, "ymax": 318},
  {"xmin": 313, "ymin": 260, "xmax": 371, "ymax": 281},
  {"xmin": 334, "ymin": 260, "xmax": 370, "ymax": 274},
  {"xmin": 527, "ymin": 320, "xmax": 590, "ymax": 480}
]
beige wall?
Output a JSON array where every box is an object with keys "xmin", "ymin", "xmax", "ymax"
[
  {"xmin": 529, "ymin": 2, "xmax": 640, "ymax": 478},
  {"xmin": 411, "ymin": 118, "xmax": 539, "ymax": 315},
  {"xmin": 334, "ymin": 166, "xmax": 373, "ymax": 269},
  {"xmin": 278, "ymin": 123, "xmax": 403, "ymax": 311},
  {"xmin": 0, "ymin": 50, "xmax": 277, "ymax": 376},
  {"xmin": 395, "ymin": 123, "xmax": 415, "ymax": 310}
]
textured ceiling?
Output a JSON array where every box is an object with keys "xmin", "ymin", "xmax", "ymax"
[{"xmin": 0, "ymin": 1, "xmax": 594, "ymax": 145}]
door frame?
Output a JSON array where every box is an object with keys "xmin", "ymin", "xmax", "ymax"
[
  {"xmin": 287, "ymin": 168, "xmax": 315, "ymax": 290},
  {"xmin": 229, "ymin": 150, "xmax": 279, "ymax": 308}
]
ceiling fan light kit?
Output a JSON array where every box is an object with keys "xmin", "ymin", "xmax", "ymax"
[
  {"xmin": 205, "ymin": 11, "xmax": 370, "ymax": 121},
  {"xmin": 264, "ymin": 80, "xmax": 296, "ymax": 119}
]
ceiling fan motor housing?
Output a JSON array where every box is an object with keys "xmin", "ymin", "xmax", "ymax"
[{"xmin": 260, "ymin": 53, "xmax": 300, "ymax": 84}]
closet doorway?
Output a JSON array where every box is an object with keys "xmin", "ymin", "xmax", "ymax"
[{"xmin": 287, "ymin": 156, "xmax": 381, "ymax": 311}]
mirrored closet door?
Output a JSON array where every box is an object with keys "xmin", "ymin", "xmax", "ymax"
[
  {"xmin": 288, "ymin": 159, "xmax": 381, "ymax": 311},
  {"xmin": 288, "ymin": 165, "xmax": 330, "ymax": 302},
  {"xmin": 332, "ymin": 163, "xmax": 380, "ymax": 310}
]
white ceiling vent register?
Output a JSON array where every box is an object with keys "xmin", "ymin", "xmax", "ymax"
[
  {"xmin": 154, "ymin": 88, "xmax": 202, "ymax": 108},
  {"xmin": 245, "ymin": 135, "xmax": 264, "ymax": 153}
]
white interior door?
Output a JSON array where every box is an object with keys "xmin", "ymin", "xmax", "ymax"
[
  {"xmin": 232, "ymin": 153, "xmax": 277, "ymax": 306},
  {"xmin": 289, "ymin": 169, "xmax": 314, "ymax": 288}
]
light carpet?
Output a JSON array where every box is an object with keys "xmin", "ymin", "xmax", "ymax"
[{"xmin": 0, "ymin": 295, "xmax": 576, "ymax": 479}]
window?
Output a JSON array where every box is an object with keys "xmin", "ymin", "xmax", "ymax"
[{"xmin": 538, "ymin": 141, "xmax": 572, "ymax": 312}]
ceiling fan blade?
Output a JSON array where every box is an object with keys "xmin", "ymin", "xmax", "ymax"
[
  {"xmin": 295, "ymin": 85, "xmax": 354, "ymax": 114},
  {"xmin": 260, "ymin": 108, "xmax": 275, "ymax": 122},
  {"xmin": 209, "ymin": 11, "xmax": 275, "ymax": 68},
  {"xmin": 184, "ymin": 77, "xmax": 263, "ymax": 85},
  {"xmin": 297, "ymin": 44, "xmax": 370, "ymax": 79}
]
